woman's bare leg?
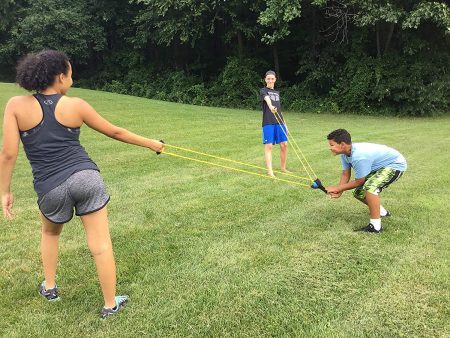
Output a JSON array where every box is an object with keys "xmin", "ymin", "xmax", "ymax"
[
  {"xmin": 40, "ymin": 215, "xmax": 64, "ymax": 289},
  {"xmin": 80, "ymin": 207, "xmax": 116, "ymax": 308}
]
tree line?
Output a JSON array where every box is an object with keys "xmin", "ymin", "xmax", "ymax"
[{"xmin": 1, "ymin": 0, "xmax": 449, "ymax": 116}]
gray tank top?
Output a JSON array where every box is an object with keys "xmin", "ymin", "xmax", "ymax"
[{"xmin": 20, "ymin": 93, "xmax": 99, "ymax": 200}]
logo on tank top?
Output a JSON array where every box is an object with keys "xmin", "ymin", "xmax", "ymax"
[{"xmin": 43, "ymin": 100, "xmax": 53, "ymax": 105}]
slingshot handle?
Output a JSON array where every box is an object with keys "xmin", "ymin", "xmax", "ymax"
[
  {"xmin": 311, "ymin": 178, "xmax": 327, "ymax": 194},
  {"xmin": 156, "ymin": 140, "xmax": 165, "ymax": 155}
]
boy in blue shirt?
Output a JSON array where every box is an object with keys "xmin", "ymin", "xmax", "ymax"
[{"xmin": 325, "ymin": 129, "xmax": 407, "ymax": 233}]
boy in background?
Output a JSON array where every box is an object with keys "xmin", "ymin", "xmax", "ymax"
[{"xmin": 260, "ymin": 70, "xmax": 288, "ymax": 177}]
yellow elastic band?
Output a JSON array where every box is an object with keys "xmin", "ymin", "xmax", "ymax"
[
  {"xmin": 162, "ymin": 151, "xmax": 311, "ymax": 188},
  {"xmin": 271, "ymin": 112, "xmax": 314, "ymax": 180},
  {"xmin": 164, "ymin": 143, "xmax": 311, "ymax": 182}
]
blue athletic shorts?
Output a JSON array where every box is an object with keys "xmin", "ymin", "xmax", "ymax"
[{"xmin": 262, "ymin": 124, "xmax": 288, "ymax": 144}]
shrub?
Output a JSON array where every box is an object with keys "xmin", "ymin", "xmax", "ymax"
[{"xmin": 209, "ymin": 57, "xmax": 261, "ymax": 109}]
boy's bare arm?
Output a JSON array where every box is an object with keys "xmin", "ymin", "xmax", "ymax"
[
  {"xmin": 264, "ymin": 96, "xmax": 276, "ymax": 112},
  {"xmin": 326, "ymin": 169, "xmax": 366, "ymax": 196}
]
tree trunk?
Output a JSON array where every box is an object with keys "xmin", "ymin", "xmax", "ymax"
[
  {"xmin": 173, "ymin": 39, "xmax": 182, "ymax": 70},
  {"xmin": 376, "ymin": 23, "xmax": 381, "ymax": 58},
  {"xmin": 383, "ymin": 23, "xmax": 395, "ymax": 55},
  {"xmin": 312, "ymin": 7, "xmax": 317, "ymax": 54},
  {"xmin": 237, "ymin": 30, "xmax": 244, "ymax": 60},
  {"xmin": 272, "ymin": 44, "xmax": 281, "ymax": 80}
]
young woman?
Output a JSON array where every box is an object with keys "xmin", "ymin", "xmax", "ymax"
[
  {"xmin": 259, "ymin": 70, "xmax": 288, "ymax": 177},
  {"xmin": 0, "ymin": 50, "xmax": 164, "ymax": 318}
]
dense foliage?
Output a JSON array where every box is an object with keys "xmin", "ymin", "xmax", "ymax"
[{"xmin": 0, "ymin": 0, "xmax": 449, "ymax": 116}]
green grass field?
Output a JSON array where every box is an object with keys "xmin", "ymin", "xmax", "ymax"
[{"xmin": 0, "ymin": 82, "xmax": 449, "ymax": 337}]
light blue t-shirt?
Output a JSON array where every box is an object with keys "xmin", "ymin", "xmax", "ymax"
[{"xmin": 340, "ymin": 143, "xmax": 407, "ymax": 179}]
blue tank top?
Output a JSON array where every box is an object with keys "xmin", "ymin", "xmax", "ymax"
[{"xmin": 20, "ymin": 93, "xmax": 99, "ymax": 200}]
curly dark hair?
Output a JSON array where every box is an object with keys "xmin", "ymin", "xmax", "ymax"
[
  {"xmin": 327, "ymin": 129, "xmax": 352, "ymax": 144},
  {"xmin": 16, "ymin": 50, "xmax": 70, "ymax": 92}
]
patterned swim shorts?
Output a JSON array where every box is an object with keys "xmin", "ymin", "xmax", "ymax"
[{"xmin": 353, "ymin": 168, "xmax": 404, "ymax": 201}]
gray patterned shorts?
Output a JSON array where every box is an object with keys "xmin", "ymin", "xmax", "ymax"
[{"xmin": 38, "ymin": 170, "xmax": 110, "ymax": 224}]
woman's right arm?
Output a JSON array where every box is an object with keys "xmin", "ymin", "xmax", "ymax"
[
  {"xmin": 0, "ymin": 98, "xmax": 20, "ymax": 219},
  {"xmin": 74, "ymin": 97, "xmax": 164, "ymax": 153}
]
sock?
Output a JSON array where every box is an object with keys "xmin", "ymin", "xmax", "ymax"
[
  {"xmin": 380, "ymin": 205, "xmax": 388, "ymax": 217},
  {"xmin": 44, "ymin": 281, "xmax": 55, "ymax": 290},
  {"xmin": 370, "ymin": 218, "xmax": 381, "ymax": 231},
  {"xmin": 104, "ymin": 305, "xmax": 118, "ymax": 311}
]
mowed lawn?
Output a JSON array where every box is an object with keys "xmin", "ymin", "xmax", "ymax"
[{"xmin": 0, "ymin": 82, "xmax": 449, "ymax": 337}]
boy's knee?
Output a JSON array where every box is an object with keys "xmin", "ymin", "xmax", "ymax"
[{"xmin": 353, "ymin": 188, "xmax": 365, "ymax": 201}]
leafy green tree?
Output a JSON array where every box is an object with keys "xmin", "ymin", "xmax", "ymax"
[
  {"xmin": 258, "ymin": 0, "xmax": 302, "ymax": 44},
  {"xmin": 0, "ymin": 0, "xmax": 27, "ymax": 80},
  {"xmin": 0, "ymin": 0, "xmax": 25, "ymax": 31},
  {"xmin": 131, "ymin": 0, "xmax": 266, "ymax": 72},
  {"xmin": 132, "ymin": 0, "xmax": 214, "ymax": 47},
  {"xmin": 1, "ymin": 0, "xmax": 448, "ymax": 115},
  {"xmin": 132, "ymin": 0, "xmax": 262, "ymax": 53},
  {"xmin": 403, "ymin": 1, "xmax": 450, "ymax": 33},
  {"xmin": 257, "ymin": 0, "xmax": 303, "ymax": 78},
  {"xmin": 313, "ymin": 1, "xmax": 450, "ymax": 56},
  {"xmin": 220, "ymin": 0, "xmax": 262, "ymax": 60},
  {"xmin": 3, "ymin": 0, "xmax": 106, "ymax": 63}
]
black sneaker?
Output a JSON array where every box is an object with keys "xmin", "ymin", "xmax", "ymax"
[
  {"xmin": 356, "ymin": 223, "xmax": 382, "ymax": 233},
  {"xmin": 39, "ymin": 281, "xmax": 60, "ymax": 301},
  {"xmin": 100, "ymin": 295, "xmax": 129, "ymax": 319},
  {"xmin": 381, "ymin": 210, "xmax": 391, "ymax": 217}
]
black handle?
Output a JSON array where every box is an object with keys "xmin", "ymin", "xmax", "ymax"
[
  {"xmin": 156, "ymin": 139, "xmax": 165, "ymax": 155},
  {"xmin": 311, "ymin": 178, "xmax": 328, "ymax": 194}
]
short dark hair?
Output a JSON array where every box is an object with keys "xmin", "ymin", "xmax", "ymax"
[
  {"xmin": 16, "ymin": 50, "xmax": 70, "ymax": 92},
  {"xmin": 265, "ymin": 70, "xmax": 276, "ymax": 77},
  {"xmin": 327, "ymin": 129, "xmax": 352, "ymax": 144}
]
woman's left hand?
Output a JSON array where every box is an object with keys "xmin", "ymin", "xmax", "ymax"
[{"xmin": 1, "ymin": 192, "xmax": 14, "ymax": 220}]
